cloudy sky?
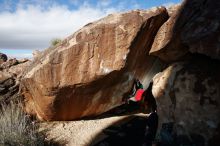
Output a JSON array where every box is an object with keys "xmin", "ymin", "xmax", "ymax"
[{"xmin": 0, "ymin": 0, "xmax": 181, "ymax": 58}]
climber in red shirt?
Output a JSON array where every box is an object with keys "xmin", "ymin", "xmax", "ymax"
[{"xmin": 124, "ymin": 79, "xmax": 144, "ymax": 103}]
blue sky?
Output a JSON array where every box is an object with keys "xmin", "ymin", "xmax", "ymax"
[{"xmin": 0, "ymin": 0, "xmax": 181, "ymax": 58}]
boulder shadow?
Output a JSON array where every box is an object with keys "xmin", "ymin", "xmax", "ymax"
[
  {"xmin": 82, "ymin": 102, "xmax": 144, "ymax": 120},
  {"xmin": 87, "ymin": 115, "xmax": 147, "ymax": 146}
]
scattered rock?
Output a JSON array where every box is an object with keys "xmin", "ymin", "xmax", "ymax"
[
  {"xmin": 0, "ymin": 53, "xmax": 7, "ymax": 64},
  {"xmin": 0, "ymin": 58, "xmax": 19, "ymax": 70}
]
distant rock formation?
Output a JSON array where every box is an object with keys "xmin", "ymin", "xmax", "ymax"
[
  {"xmin": 0, "ymin": 53, "xmax": 7, "ymax": 64},
  {"xmin": 0, "ymin": 57, "xmax": 30, "ymax": 103},
  {"xmin": 21, "ymin": 7, "xmax": 168, "ymax": 121}
]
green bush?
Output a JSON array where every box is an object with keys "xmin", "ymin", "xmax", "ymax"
[
  {"xmin": 50, "ymin": 39, "xmax": 62, "ymax": 47},
  {"xmin": 0, "ymin": 100, "xmax": 45, "ymax": 146}
]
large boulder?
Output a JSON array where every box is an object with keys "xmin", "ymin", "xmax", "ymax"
[
  {"xmin": 150, "ymin": 0, "xmax": 220, "ymax": 62},
  {"xmin": 21, "ymin": 7, "xmax": 168, "ymax": 121},
  {"xmin": 152, "ymin": 54, "xmax": 220, "ymax": 143}
]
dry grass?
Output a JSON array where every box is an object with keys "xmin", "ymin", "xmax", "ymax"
[{"xmin": 0, "ymin": 100, "xmax": 45, "ymax": 146}]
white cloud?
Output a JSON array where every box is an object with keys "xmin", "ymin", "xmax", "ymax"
[
  {"xmin": 98, "ymin": 0, "xmax": 111, "ymax": 7},
  {"xmin": 0, "ymin": 2, "xmax": 118, "ymax": 50}
]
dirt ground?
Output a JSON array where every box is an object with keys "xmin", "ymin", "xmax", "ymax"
[{"xmin": 40, "ymin": 103, "xmax": 149, "ymax": 146}]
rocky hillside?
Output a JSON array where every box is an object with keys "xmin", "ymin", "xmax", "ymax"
[{"xmin": 0, "ymin": 53, "xmax": 30, "ymax": 103}]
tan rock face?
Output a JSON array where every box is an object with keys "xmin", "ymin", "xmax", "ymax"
[
  {"xmin": 152, "ymin": 55, "xmax": 220, "ymax": 141},
  {"xmin": 21, "ymin": 7, "xmax": 168, "ymax": 121},
  {"xmin": 150, "ymin": 0, "xmax": 220, "ymax": 62}
]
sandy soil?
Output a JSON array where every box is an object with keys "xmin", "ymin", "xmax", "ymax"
[{"xmin": 40, "ymin": 112, "xmax": 147, "ymax": 146}]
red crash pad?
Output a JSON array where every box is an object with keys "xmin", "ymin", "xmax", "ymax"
[{"xmin": 135, "ymin": 89, "xmax": 144, "ymax": 101}]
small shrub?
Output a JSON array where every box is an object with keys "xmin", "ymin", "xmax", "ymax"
[
  {"xmin": 50, "ymin": 39, "xmax": 62, "ymax": 47},
  {"xmin": 0, "ymin": 100, "xmax": 45, "ymax": 146}
]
